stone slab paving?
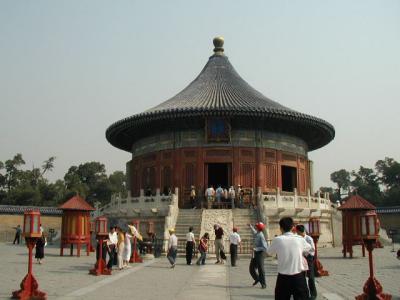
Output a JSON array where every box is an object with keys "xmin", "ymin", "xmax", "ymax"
[{"xmin": 1, "ymin": 242, "xmax": 399, "ymax": 300}]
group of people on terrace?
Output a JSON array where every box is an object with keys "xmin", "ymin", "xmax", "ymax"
[
  {"xmin": 166, "ymin": 216, "xmax": 317, "ymax": 300},
  {"xmin": 198, "ymin": 184, "xmax": 250, "ymax": 209}
]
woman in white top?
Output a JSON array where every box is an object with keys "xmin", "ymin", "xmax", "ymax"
[{"xmin": 123, "ymin": 231, "xmax": 132, "ymax": 268}]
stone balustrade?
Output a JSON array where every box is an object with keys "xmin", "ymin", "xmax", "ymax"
[
  {"xmin": 262, "ymin": 188, "xmax": 332, "ymax": 216},
  {"xmin": 98, "ymin": 188, "xmax": 176, "ymax": 218}
]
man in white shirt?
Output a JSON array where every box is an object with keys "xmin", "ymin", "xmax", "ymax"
[
  {"xmin": 185, "ymin": 226, "xmax": 196, "ymax": 265},
  {"xmin": 229, "ymin": 227, "xmax": 241, "ymax": 266},
  {"xmin": 228, "ymin": 186, "xmax": 236, "ymax": 209},
  {"xmin": 296, "ymin": 224, "xmax": 317, "ymax": 300},
  {"xmin": 267, "ymin": 217, "xmax": 311, "ymax": 299},
  {"xmin": 205, "ymin": 185, "xmax": 215, "ymax": 208},
  {"xmin": 167, "ymin": 228, "xmax": 178, "ymax": 268},
  {"xmin": 107, "ymin": 226, "xmax": 118, "ymax": 270}
]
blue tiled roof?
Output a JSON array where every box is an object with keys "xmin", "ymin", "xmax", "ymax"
[
  {"xmin": 0, "ymin": 205, "xmax": 62, "ymax": 215},
  {"xmin": 377, "ymin": 206, "xmax": 400, "ymax": 214},
  {"xmin": 106, "ymin": 39, "xmax": 335, "ymax": 152}
]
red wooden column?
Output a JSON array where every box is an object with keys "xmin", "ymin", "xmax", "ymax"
[{"xmin": 256, "ymin": 147, "xmax": 264, "ymax": 191}]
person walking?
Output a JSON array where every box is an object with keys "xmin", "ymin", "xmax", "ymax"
[
  {"xmin": 107, "ymin": 226, "xmax": 118, "ymax": 270},
  {"xmin": 167, "ymin": 228, "xmax": 178, "ymax": 268},
  {"xmin": 196, "ymin": 232, "xmax": 209, "ymax": 265},
  {"xmin": 116, "ymin": 227, "xmax": 125, "ymax": 270},
  {"xmin": 248, "ymin": 222, "xmax": 268, "ymax": 289},
  {"xmin": 267, "ymin": 217, "xmax": 311, "ymax": 300},
  {"xmin": 296, "ymin": 224, "xmax": 317, "ymax": 299},
  {"xmin": 229, "ymin": 227, "xmax": 241, "ymax": 266},
  {"xmin": 186, "ymin": 226, "xmax": 196, "ymax": 265},
  {"xmin": 35, "ymin": 233, "xmax": 46, "ymax": 264},
  {"xmin": 214, "ymin": 224, "xmax": 225, "ymax": 264},
  {"xmin": 122, "ymin": 230, "xmax": 132, "ymax": 268},
  {"xmin": 13, "ymin": 225, "xmax": 22, "ymax": 244}
]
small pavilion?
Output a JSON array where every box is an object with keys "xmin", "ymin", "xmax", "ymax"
[
  {"xmin": 59, "ymin": 195, "xmax": 95, "ymax": 257},
  {"xmin": 339, "ymin": 194, "xmax": 376, "ymax": 258}
]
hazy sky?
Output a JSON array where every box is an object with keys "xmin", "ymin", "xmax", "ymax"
[{"xmin": 1, "ymin": 1, "xmax": 399, "ymax": 191}]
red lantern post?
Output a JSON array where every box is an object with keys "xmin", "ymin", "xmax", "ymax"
[
  {"xmin": 356, "ymin": 211, "xmax": 391, "ymax": 300},
  {"xmin": 129, "ymin": 220, "xmax": 143, "ymax": 263},
  {"xmin": 12, "ymin": 210, "xmax": 47, "ymax": 299},
  {"xmin": 308, "ymin": 217, "xmax": 329, "ymax": 277},
  {"xmin": 89, "ymin": 217, "xmax": 112, "ymax": 276}
]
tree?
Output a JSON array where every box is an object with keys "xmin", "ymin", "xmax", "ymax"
[
  {"xmin": 351, "ymin": 166, "xmax": 382, "ymax": 206},
  {"xmin": 375, "ymin": 157, "xmax": 400, "ymax": 206},
  {"xmin": 4, "ymin": 153, "xmax": 25, "ymax": 192},
  {"xmin": 319, "ymin": 186, "xmax": 336, "ymax": 202},
  {"xmin": 330, "ymin": 169, "xmax": 351, "ymax": 199},
  {"xmin": 41, "ymin": 156, "xmax": 56, "ymax": 176}
]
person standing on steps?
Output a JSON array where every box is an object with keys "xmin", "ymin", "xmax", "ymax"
[
  {"xmin": 267, "ymin": 217, "xmax": 311, "ymax": 299},
  {"xmin": 296, "ymin": 224, "xmax": 317, "ymax": 300},
  {"xmin": 167, "ymin": 228, "xmax": 178, "ymax": 268},
  {"xmin": 186, "ymin": 226, "xmax": 196, "ymax": 265},
  {"xmin": 229, "ymin": 227, "xmax": 241, "ymax": 266},
  {"xmin": 228, "ymin": 186, "xmax": 236, "ymax": 209},
  {"xmin": 190, "ymin": 186, "xmax": 196, "ymax": 209},
  {"xmin": 248, "ymin": 222, "xmax": 268, "ymax": 289}
]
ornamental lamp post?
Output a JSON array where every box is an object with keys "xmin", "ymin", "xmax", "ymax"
[
  {"xmin": 356, "ymin": 211, "xmax": 392, "ymax": 300},
  {"xmin": 308, "ymin": 217, "xmax": 329, "ymax": 277},
  {"xmin": 12, "ymin": 210, "xmax": 47, "ymax": 299},
  {"xmin": 89, "ymin": 217, "xmax": 111, "ymax": 275}
]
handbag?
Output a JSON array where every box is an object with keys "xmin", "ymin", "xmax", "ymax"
[{"xmin": 220, "ymin": 249, "xmax": 226, "ymax": 260}]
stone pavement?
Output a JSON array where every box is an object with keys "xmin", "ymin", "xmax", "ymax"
[{"xmin": 1, "ymin": 243, "xmax": 399, "ymax": 300}]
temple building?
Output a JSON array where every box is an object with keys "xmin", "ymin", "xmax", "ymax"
[{"xmin": 102, "ymin": 37, "xmax": 335, "ymax": 248}]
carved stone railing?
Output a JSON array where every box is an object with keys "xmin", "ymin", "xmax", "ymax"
[
  {"xmin": 97, "ymin": 188, "xmax": 175, "ymax": 218},
  {"xmin": 262, "ymin": 188, "xmax": 332, "ymax": 216}
]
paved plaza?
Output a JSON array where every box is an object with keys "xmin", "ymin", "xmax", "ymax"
[{"xmin": 1, "ymin": 243, "xmax": 399, "ymax": 300}]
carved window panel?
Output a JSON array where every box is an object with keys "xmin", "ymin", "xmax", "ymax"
[
  {"xmin": 163, "ymin": 152, "xmax": 172, "ymax": 160},
  {"xmin": 241, "ymin": 163, "xmax": 255, "ymax": 188},
  {"xmin": 184, "ymin": 150, "xmax": 196, "ymax": 158},
  {"xmin": 299, "ymin": 169, "xmax": 306, "ymax": 194},
  {"xmin": 161, "ymin": 166, "xmax": 172, "ymax": 195},
  {"xmin": 282, "ymin": 153, "xmax": 297, "ymax": 162},
  {"xmin": 241, "ymin": 150, "xmax": 254, "ymax": 157},
  {"xmin": 184, "ymin": 163, "xmax": 196, "ymax": 188},
  {"xmin": 266, "ymin": 163, "xmax": 277, "ymax": 189},
  {"xmin": 265, "ymin": 150, "xmax": 276, "ymax": 162},
  {"xmin": 206, "ymin": 150, "xmax": 232, "ymax": 157}
]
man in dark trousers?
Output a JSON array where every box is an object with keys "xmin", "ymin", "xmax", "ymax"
[
  {"xmin": 268, "ymin": 217, "xmax": 311, "ymax": 300},
  {"xmin": 296, "ymin": 224, "xmax": 317, "ymax": 299},
  {"xmin": 248, "ymin": 222, "xmax": 268, "ymax": 289},
  {"xmin": 13, "ymin": 225, "xmax": 22, "ymax": 244},
  {"xmin": 185, "ymin": 226, "xmax": 196, "ymax": 265}
]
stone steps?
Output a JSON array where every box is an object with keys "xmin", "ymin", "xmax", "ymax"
[{"xmin": 174, "ymin": 209, "xmax": 203, "ymax": 252}]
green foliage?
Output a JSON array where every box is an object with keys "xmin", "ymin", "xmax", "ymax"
[
  {"xmin": 0, "ymin": 154, "xmax": 127, "ymax": 207},
  {"xmin": 329, "ymin": 157, "xmax": 400, "ymax": 207}
]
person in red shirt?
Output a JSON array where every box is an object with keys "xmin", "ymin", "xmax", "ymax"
[{"xmin": 214, "ymin": 224, "xmax": 225, "ymax": 264}]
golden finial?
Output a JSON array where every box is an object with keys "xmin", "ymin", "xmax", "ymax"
[{"xmin": 213, "ymin": 36, "xmax": 224, "ymax": 54}]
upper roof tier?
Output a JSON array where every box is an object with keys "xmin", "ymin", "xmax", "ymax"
[{"xmin": 106, "ymin": 37, "xmax": 335, "ymax": 152}]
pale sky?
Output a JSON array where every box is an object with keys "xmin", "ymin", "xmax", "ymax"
[{"xmin": 0, "ymin": 1, "xmax": 399, "ymax": 191}]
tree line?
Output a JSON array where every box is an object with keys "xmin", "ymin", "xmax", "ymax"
[
  {"xmin": 0, "ymin": 154, "xmax": 127, "ymax": 207},
  {"xmin": 320, "ymin": 157, "xmax": 400, "ymax": 207}
]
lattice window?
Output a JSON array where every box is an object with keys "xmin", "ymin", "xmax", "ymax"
[
  {"xmin": 265, "ymin": 150, "xmax": 276, "ymax": 161},
  {"xmin": 299, "ymin": 169, "xmax": 306, "ymax": 193},
  {"xmin": 184, "ymin": 150, "xmax": 196, "ymax": 158},
  {"xmin": 206, "ymin": 150, "xmax": 231, "ymax": 157},
  {"xmin": 266, "ymin": 164, "xmax": 277, "ymax": 189},
  {"xmin": 161, "ymin": 166, "xmax": 172, "ymax": 195},
  {"xmin": 282, "ymin": 153, "xmax": 297, "ymax": 161},
  {"xmin": 241, "ymin": 163, "xmax": 255, "ymax": 188},
  {"xmin": 241, "ymin": 150, "xmax": 253, "ymax": 157},
  {"xmin": 163, "ymin": 152, "xmax": 172, "ymax": 159},
  {"xmin": 185, "ymin": 163, "xmax": 196, "ymax": 188}
]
